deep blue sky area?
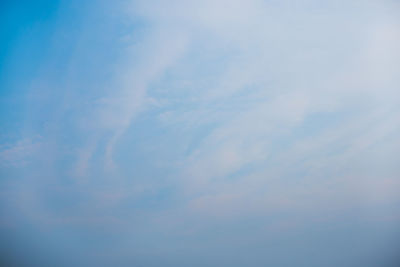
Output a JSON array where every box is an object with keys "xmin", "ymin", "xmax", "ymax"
[
  {"xmin": 1, "ymin": 0, "xmax": 60, "ymax": 87},
  {"xmin": 1, "ymin": 1, "xmax": 400, "ymax": 266}
]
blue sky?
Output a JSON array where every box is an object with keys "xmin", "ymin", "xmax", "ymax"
[{"xmin": 1, "ymin": 0, "xmax": 400, "ymax": 266}]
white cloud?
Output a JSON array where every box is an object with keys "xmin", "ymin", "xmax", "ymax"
[
  {"xmin": 5, "ymin": 0, "xmax": 399, "ymax": 247},
  {"xmin": 126, "ymin": 0, "xmax": 400, "ymax": 219},
  {"xmin": 0, "ymin": 138, "xmax": 41, "ymax": 168}
]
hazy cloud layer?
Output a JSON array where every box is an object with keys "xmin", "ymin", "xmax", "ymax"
[{"xmin": 1, "ymin": 0, "xmax": 400, "ymax": 266}]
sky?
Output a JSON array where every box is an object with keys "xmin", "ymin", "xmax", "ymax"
[{"xmin": 1, "ymin": 0, "xmax": 400, "ymax": 266}]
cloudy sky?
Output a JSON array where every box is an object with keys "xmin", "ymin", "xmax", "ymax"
[{"xmin": 1, "ymin": 0, "xmax": 400, "ymax": 266}]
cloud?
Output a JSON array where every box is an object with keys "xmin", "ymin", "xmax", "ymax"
[
  {"xmin": 0, "ymin": 138, "xmax": 41, "ymax": 168},
  {"xmin": 1, "ymin": 0, "xmax": 400, "ymax": 266},
  {"xmin": 57, "ymin": 0, "xmax": 400, "ymax": 223}
]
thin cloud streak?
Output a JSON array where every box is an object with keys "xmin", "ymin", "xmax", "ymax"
[{"xmin": 0, "ymin": 1, "xmax": 399, "ymax": 266}]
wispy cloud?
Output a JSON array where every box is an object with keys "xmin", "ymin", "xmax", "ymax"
[
  {"xmin": 1, "ymin": 0, "xmax": 400, "ymax": 266},
  {"xmin": 0, "ymin": 138, "xmax": 41, "ymax": 168}
]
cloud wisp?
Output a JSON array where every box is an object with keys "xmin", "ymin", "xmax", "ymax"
[{"xmin": 1, "ymin": 0, "xmax": 400, "ymax": 266}]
